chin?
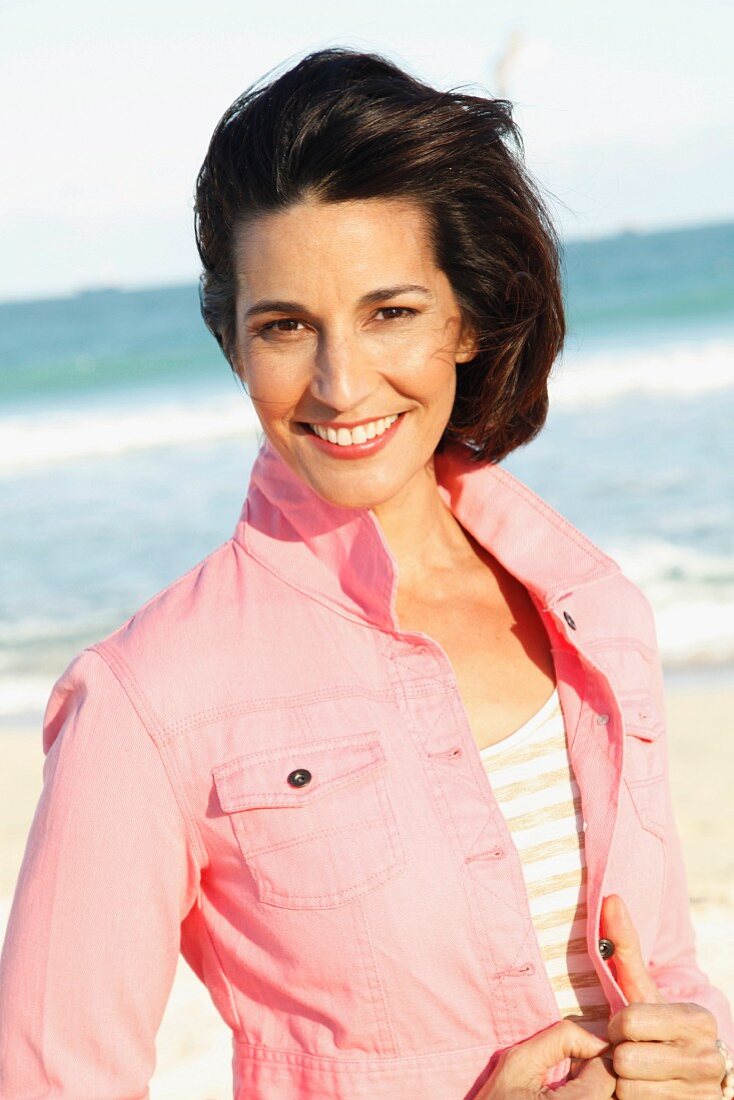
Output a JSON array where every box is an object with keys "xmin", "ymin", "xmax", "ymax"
[
  {"xmin": 311, "ymin": 482, "xmax": 396, "ymax": 512},
  {"xmin": 304, "ymin": 467, "xmax": 408, "ymax": 513}
]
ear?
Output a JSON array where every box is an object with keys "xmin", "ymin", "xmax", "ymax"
[{"xmin": 455, "ymin": 317, "xmax": 480, "ymax": 364}]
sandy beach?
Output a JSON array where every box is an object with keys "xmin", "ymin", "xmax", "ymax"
[{"xmin": 1, "ymin": 675, "xmax": 733, "ymax": 1098}]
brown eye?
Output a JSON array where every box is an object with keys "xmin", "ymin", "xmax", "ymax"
[
  {"xmin": 376, "ymin": 307, "xmax": 417, "ymax": 321},
  {"xmin": 259, "ymin": 318, "xmax": 304, "ymax": 334}
]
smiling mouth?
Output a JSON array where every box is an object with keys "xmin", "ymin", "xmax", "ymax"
[{"xmin": 300, "ymin": 412, "xmax": 403, "ymax": 446}]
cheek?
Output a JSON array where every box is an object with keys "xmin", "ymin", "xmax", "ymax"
[
  {"xmin": 244, "ymin": 357, "xmax": 308, "ymax": 415},
  {"xmin": 398, "ymin": 341, "xmax": 457, "ymax": 407}
]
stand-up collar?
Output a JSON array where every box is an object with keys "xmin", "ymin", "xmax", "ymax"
[{"xmin": 234, "ymin": 434, "xmax": 619, "ymax": 633}]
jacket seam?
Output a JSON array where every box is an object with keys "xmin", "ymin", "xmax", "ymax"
[
  {"xmin": 104, "ymin": 538, "xmax": 234, "ymax": 640},
  {"xmin": 85, "ymin": 645, "xmax": 243, "ymax": 1036},
  {"xmin": 543, "ymin": 568, "xmax": 625, "ymax": 612},
  {"xmin": 490, "ymin": 463, "xmax": 620, "ymax": 571},
  {"xmin": 165, "ymin": 683, "xmax": 398, "ymax": 739},
  {"xmin": 88, "ymin": 642, "xmax": 209, "ymax": 873},
  {"xmin": 231, "ymin": 1035, "xmax": 494, "ymax": 1065},
  {"xmin": 356, "ymin": 896, "xmax": 400, "ymax": 1057}
]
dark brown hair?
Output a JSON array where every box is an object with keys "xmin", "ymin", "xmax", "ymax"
[{"xmin": 194, "ymin": 47, "xmax": 565, "ymax": 463}]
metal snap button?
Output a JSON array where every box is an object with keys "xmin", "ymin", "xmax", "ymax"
[
  {"xmin": 598, "ymin": 938, "xmax": 615, "ymax": 960},
  {"xmin": 287, "ymin": 768, "xmax": 312, "ymax": 787},
  {"xmin": 563, "ymin": 611, "xmax": 577, "ymax": 630},
  {"xmin": 596, "ymin": 713, "xmax": 610, "ymax": 725}
]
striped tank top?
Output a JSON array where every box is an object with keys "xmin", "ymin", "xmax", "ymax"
[{"xmin": 478, "ymin": 687, "xmax": 610, "ymax": 1037}]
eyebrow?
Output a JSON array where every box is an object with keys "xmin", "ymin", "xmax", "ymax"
[{"xmin": 242, "ymin": 283, "xmax": 433, "ymax": 320}]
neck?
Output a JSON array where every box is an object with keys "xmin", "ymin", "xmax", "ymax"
[{"xmin": 369, "ymin": 454, "xmax": 476, "ymax": 589}]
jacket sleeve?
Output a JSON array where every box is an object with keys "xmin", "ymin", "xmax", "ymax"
[
  {"xmin": 642, "ymin": 617, "xmax": 734, "ymax": 1048},
  {"xmin": 0, "ymin": 646, "xmax": 203, "ymax": 1098}
]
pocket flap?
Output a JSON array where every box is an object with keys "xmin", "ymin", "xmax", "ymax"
[
  {"xmin": 212, "ymin": 731, "xmax": 387, "ymax": 812},
  {"xmin": 621, "ymin": 695, "xmax": 664, "ymax": 742}
]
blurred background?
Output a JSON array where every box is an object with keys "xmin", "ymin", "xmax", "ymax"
[{"xmin": 1, "ymin": 1, "xmax": 733, "ymax": 1095}]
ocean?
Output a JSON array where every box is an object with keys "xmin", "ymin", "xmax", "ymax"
[{"xmin": 1, "ymin": 220, "xmax": 733, "ymax": 727}]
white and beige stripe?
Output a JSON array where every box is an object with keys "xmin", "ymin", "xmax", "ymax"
[{"xmin": 479, "ymin": 688, "xmax": 610, "ymax": 1038}]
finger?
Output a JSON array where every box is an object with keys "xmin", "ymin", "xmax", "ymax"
[
  {"xmin": 534, "ymin": 1018, "xmax": 612, "ymax": 1067},
  {"xmin": 612, "ymin": 1038, "xmax": 687, "ymax": 1080},
  {"xmin": 612, "ymin": 1079, "xmax": 723, "ymax": 1100},
  {"xmin": 611, "ymin": 1037, "xmax": 727, "ymax": 1084},
  {"xmin": 613, "ymin": 1083, "xmax": 676, "ymax": 1098},
  {"xmin": 608, "ymin": 1002, "xmax": 718, "ymax": 1046},
  {"xmin": 554, "ymin": 1054, "xmax": 616, "ymax": 1098},
  {"xmin": 498, "ymin": 1020, "xmax": 611, "ymax": 1092},
  {"xmin": 600, "ymin": 894, "xmax": 666, "ymax": 1005}
]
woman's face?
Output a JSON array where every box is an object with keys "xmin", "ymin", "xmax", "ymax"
[{"xmin": 231, "ymin": 196, "xmax": 478, "ymax": 510}]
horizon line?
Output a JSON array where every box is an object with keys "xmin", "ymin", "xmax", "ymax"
[{"xmin": 1, "ymin": 213, "xmax": 732, "ymax": 310}]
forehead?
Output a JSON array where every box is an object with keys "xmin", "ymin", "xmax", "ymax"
[{"xmin": 232, "ymin": 197, "xmax": 437, "ymax": 294}]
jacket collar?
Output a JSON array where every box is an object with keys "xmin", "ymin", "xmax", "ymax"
[{"xmin": 234, "ymin": 434, "xmax": 620, "ymax": 633}]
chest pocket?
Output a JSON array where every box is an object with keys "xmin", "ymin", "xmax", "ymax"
[
  {"xmin": 212, "ymin": 730, "xmax": 407, "ymax": 909},
  {"xmin": 620, "ymin": 690, "xmax": 666, "ymax": 783},
  {"xmin": 621, "ymin": 693, "xmax": 668, "ymax": 840}
]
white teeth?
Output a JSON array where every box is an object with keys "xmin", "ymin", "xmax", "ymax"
[{"xmin": 310, "ymin": 413, "xmax": 399, "ymax": 445}]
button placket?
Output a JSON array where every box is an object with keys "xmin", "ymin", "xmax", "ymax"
[{"xmin": 552, "ymin": 637, "xmax": 628, "ymax": 1015}]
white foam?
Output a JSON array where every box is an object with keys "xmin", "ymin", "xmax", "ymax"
[
  {"xmin": 0, "ymin": 675, "xmax": 55, "ymax": 718},
  {"xmin": 0, "ymin": 393, "xmax": 261, "ymax": 476},
  {"xmin": 606, "ymin": 538, "xmax": 734, "ymax": 665},
  {"xmin": 3, "ymin": 334, "xmax": 733, "ymax": 475},
  {"xmin": 608, "ymin": 538, "xmax": 734, "ymax": 591},
  {"xmin": 550, "ymin": 335, "xmax": 734, "ymax": 406},
  {"xmin": 655, "ymin": 599, "xmax": 734, "ymax": 665}
]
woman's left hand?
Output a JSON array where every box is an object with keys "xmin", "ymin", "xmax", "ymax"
[{"xmin": 601, "ymin": 894, "xmax": 725, "ymax": 1098}]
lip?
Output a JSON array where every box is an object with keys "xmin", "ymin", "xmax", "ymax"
[
  {"xmin": 302, "ymin": 412, "xmax": 405, "ymax": 459},
  {"xmin": 306, "ymin": 414, "xmax": 402, "ymax": 430}
]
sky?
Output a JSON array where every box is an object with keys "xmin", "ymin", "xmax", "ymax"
[{"xmin": 2, "ymin": 0, "xmax": 733, "ymax": 302}]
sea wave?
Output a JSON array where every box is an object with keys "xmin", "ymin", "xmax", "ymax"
[
  {"xmin": 2, "ymin": 334, "xmax": 734, "ymax": 476},
  {"xmin": 609, "ymin": 537, "xmax": 734, "ymax": 590},
  {"xmin": 0, "ymin": 676, "xmax": 57, "ymax": 722},
  {"xmin": 1, "ymin": 537, "xmax": 733, "ymax": 722},
  {"xmin": 1, "ymin": 602, "xmax": 732, "ymax": 724},
  {"xmin": 550, "ymin": 334, "xmax": 734, "ymax": 407},
  {"xmin": 604, "ymin": 538, "xmax": 734, "ymax": 665},
  {"xmin": 0, "ymin": 392, "xmax": 261, "ymax": 476}
]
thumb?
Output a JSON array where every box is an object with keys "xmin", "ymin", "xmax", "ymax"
[
  {"xmin": 554, "ymin": 1053, "xmax": 616, "ymax": 1099},
  {"xmin": 600, "ymin": 894, "xmax": 666, "ymax": 1004},
  {"xmin": 498, "ymin": 1020, "xmax": 611, "ymax": 1092}
]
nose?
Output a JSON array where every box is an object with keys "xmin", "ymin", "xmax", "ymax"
[{"xmin": 309, "ymin": 332, "xmax": 376, "ymax": 412}]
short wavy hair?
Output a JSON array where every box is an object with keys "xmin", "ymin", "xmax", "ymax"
[{"xmin": 194, "ymin": 47, "xmax": 565, "ymax": 464}]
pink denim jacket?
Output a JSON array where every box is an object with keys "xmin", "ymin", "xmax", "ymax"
[{"xmin": 1, "ymin": 434, "xmax": 732, "ymax": 1099}]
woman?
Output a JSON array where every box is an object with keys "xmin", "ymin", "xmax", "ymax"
[{"xmin": 0, "ymin": 46, "xmax": 732, "ymax": 1100}]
